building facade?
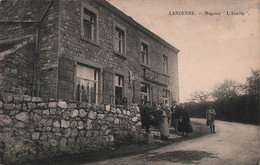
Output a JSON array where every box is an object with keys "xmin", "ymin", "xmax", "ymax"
[{"xmin": 0, "ymin": 0, "xmax": 180, "ymax": 105}]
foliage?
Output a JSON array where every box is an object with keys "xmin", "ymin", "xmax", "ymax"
[
  {"xmin": 185, "ymin": 94, "xmax": 259, "ymax": 125},
  {"xmin": 211, "ymin": 79, "xmax": 245, "ymax": 100},
  {"xmin": 245, "ymin": 69, "xmax": 260, "ymax": 95},
  {"xmin": 186, "ymin": 70, "xmax": 260, "ymax": 125}
]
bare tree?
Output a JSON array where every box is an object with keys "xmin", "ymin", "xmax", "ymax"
[
  {"xmin": 212, "ymin": 79, "xmax": 245, "ymax": 100},
  {"xmin": 190, "ymin": 90, "xmax": 211, "ymax": 103}
]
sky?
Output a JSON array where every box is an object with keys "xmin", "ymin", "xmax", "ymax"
[{"xmin": 107, "ymin": 0, "xmax": 260, "ymax": 102}]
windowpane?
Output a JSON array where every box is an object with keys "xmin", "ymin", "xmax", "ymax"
[
  {"xmin": 115, "ymin": 75, "xmax": 124, "ymax": 105},
  {"xmin": 114, "ymin": 39, "xmax": 120, "ymax": 52},
  {"xmin": 140, "ymin": 83, "xmax": 148, "ymax": 93},
  {"xmin": 140, "ymin": 83, "xmax": 150, "ymax": 102},
  {"xmin": 118, "ymin": 40, "xmax": 122, "ymax": 52},
  {"xmin": 163, "ymin": 90, "xmax": 168, "ymax": 98},
  {"xmin": 142, "ymin": 52, "xmax": 145, "ymax": 64},
  {"xmin": 141, "ymin": 42, "xmax": 148, "ymax": 65},
  {"xmin": 76, "ymin": 64, "xmax": 99, "ymax": 103},
  {"xmin": 115, "ymin": 75, "xmax": 123, "ymax": 87},
  {"xmin": 163, "ymin": 55, "xmax": 168, "ymax": 73},
  {"xmin": 82, "ymin": 8, "xmax": 96, "ymax": 41},
  {"xmin": 114, "ymin": 27, "xmax": 124, "ymax": 53},
  {"xmin": 83, "ymin": 19, "xmax": 92, "ymax": 39}
]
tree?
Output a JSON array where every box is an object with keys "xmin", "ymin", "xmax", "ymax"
[
  {"xmin": 190, "ymin": 90, "xmax": 211, "ymax": 103},
  {"xmin": 245, "ymin": 69, "xmax": 260, "ymax": 95},
  {"xmin": 212, "ymin": 79, "xmax": 245, "ymax": 100}
]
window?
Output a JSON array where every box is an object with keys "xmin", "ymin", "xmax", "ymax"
[
  {"xmin": 76, "ymin": 64, "xmax": 99, "ymax": 103},
  {"xmin": 114, "ymin": 22, "xmax": 126, "ymax": 56},
  {"xmin": 141, "ymin": 42, "xmax": 149, "ymax": 66},
  {"xmin": 163, "ymin": 55, "xmax": 168, "ymax": 74},
  {"xmin": 114, "ymin": 75, "xmax": 124, "ymax": 105},
  {"xmin": 114, "ymin": 27, "xmax": 124, "ymax": 54},
  {"xmin": 140, "ymin": 83, "xmax": 150, "ymax": 103},
  {"xmin": 162, "ymin": 89, "xmax": 170, "ymax": 105},
  {"xmin": 81, "ymin": 3, "xmax": 98, "ymax": 43}
]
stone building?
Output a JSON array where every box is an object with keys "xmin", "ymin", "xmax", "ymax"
[{"xmin": 0, "ymin": 0, "xmax": 179, "ymax": 105}]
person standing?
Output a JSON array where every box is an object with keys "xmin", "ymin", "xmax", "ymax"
[
  {"xmin": 206, "ymin": 106, "xmax": 216, "ymax": 133},
  {"xmin": 164, "ymin": 104, "xmax": 172, "ymax": 128},
  {"xmin": 153, "ymin": 103, "xmax": 161, "ymax": 129},
  {"xmin": 177, "ymin": 103, "xmax": 190, "ymax": 137},
  {"xmin": 171, "ymin": 101, "xmax": 179, "ymax": 133},
  {"xmin": 139, "ymin": 99, "xmax": 145, "ymax": 129},
  {"xmin": 142, "ymin": 101, "xmax": 152, "ymax": 133},
  {"xmin": 121, "ymin": 97, "xmax": 128, "ymax": 110},
  {"xmin": 158, "ymin": 104, "xmax": 169, "ymax": 140}
]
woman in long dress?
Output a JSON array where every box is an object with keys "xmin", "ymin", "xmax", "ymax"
[{"xmin": 158, "ymin": 104, "xmax": 169, "ymax": 140}]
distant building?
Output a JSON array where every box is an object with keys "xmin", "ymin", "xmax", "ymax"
[{"xmin": 0, "ymin": 0, "xmax": 180, "ymax": 105}]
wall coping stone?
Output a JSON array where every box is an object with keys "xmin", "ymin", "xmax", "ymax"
[{"xmin": 57, "ymin": 101, "xmax": 67, "ymax": 109}]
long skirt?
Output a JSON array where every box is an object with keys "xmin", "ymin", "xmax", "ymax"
[
  {"xmin": 178, "ymin": 121, "xmax": 189, "ymax": 133},
  {"xmin": 159, "ymin": 117, "xmax": 169, "ymax": 137}
]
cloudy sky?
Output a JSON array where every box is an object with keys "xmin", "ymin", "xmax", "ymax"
[{"xmin": 107, "ymin": 0, "xmax": 260, "ymax": 102}]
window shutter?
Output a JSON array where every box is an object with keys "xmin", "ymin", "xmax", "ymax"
[
  {"xmin": 152, "ymin": 86, "xmax": 158, "ymax": 104},
  {"xmin": 58, "ymin": 57, "xmax": 75, "ymax": 100},
  {"xmin": 133, "ymin": 80, "xmax": 140, "ymax": 103},
  {"xmin": 158, "ymin": 87, "xmax": 163, "ymax": 103},
  {"xmin": 103, "ymin": 70, "xmax": 113, "ymax": 104}
]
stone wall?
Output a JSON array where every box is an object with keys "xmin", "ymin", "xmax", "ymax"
[
  {"xmin": 0, "ymin": 93, "xmax": 144, "ymax": 164},
  {"xmin": 37, "ymin": 0, "xmax": 60, "ymax": 97},
  {"xmin": 0, "ymin": 22, "xmax": 36, "ymax": 94}
]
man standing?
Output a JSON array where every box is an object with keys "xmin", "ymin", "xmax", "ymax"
[
  {"xmin": 142, "ymin": 101, "xmax": 152, "ymax": 133},
  {"xmin": 206, "ymin": 106, "xmax": 216, "ymax": 133},
  {"xmin": 171, "ymin": 101, "xmax": 179, "ymax": 133},
  {"xmin": 178, "ymin": 103, "xmax": 190, "ymax": 137}
]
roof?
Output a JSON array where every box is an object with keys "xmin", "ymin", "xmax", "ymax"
[
  {"xmin": 98, "ymin": 0, "xmax": 180, "ymax": 53},
  {"xmin": 0, "ymin": 0, "xmax": 51, "ymax": 22}
]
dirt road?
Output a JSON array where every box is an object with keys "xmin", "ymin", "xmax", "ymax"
[{"xmin": 88, "ymin": 118, "xmax": 260, "ymax": 165}]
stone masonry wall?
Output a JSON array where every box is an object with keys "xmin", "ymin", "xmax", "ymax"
[
  {"xmin": 0, "ymin": 93, "xmax": 144, "ymax": 164},
  {"xmin": 37, "ymin": 0, "xmax": 60, "ymax": 97},
  {"xmin": 58, "ymin": 0, "xmax": 179, "ymax": 104},
  {"xmin": 0, "ymin": 22, "xmax": 36, "ymax": 94}
]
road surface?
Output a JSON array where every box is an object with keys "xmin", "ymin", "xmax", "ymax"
[{"xmin": 87, "ymin": 118, "xmax": 260, "ymax": 165}]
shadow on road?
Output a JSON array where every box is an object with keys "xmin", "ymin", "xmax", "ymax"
[{"xmin": 143, "ymin": 150, "xmax": 219, "ymax": 164}]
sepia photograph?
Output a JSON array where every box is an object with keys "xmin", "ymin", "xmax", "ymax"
[{"xmin": 0, "ymin": 0, "xmax": 259, "ymax": 164}]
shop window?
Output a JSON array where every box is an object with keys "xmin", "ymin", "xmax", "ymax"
[
  {"xmin": 141, "ymin": 42, "xmax": 149, "ymax": 66},
  {"xmin": 81, "ymin": 3, "xmax": 98, "ymax": 43},
  {"xmin": 163, "ymin": 55, "xmax": 168, "ymax": 74},
  {"xmin": 114, "ymin": 74, "xmax": 124, "ymax": 105},
  {"xmin": 140, "ymin": 82, "xmax": 150, "ymax": 103},
  {"xmin": 76, "ymin": 64, "xmax": 99, "ymax": 103}
]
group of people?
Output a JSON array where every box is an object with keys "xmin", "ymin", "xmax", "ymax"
[
  {"xmin": 118, "ymin": 97, "xmax": 216, "ymax": 135},
  {"xmin": 139, "ymin": 100, "xmax": 193, "ymax": 140}
]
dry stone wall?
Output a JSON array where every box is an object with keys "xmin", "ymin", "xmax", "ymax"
[{"xmin": 0, "ymin": 93, "xmax": 144, "ymax": 164}]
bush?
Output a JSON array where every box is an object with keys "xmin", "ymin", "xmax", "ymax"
[{"xmin": 185, "ymin": 94, "xmax": 259, "ymax": 125}]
